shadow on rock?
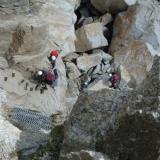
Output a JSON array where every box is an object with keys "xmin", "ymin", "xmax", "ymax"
[{"xmin": 96, "ymin": 56, "xmax": 160, "ymax": 160}]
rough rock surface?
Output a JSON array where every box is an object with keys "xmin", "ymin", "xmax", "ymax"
[
  {"xmin": 63, "ymin": 53, "xmax": 79, "ymax": 62},
  {"xmin": 0, "ymin": 57, "xmax": 8, "ymax": 69},
  {"xmin": 110, "ymin": 1, "xmax": 160, "ymax": 56},
  {"xmin": 75, "ymin": 23, "xmax": 108, "ymax": 52},
  {"xmin": 100, "ymin": 56, "xmax": 160, "ymax": 160},
  {"xmin": 87, "ymin": 79, "xmax": 110, "ymax": 91},
  {"xmin": 61, "ymin": 89, "xmax": 128, "ymax": 154},
  {"xmin": 0, "ymin": 0, "xmax": 79, "ymax": 57},
  {"xmin": 60, "ymin": 150, "xmax": 110, "ymax": 160},
  {"xmin": 110, "ymin": 0, "xmax": 160, "ymax": 87},
  {"xmin": 0, "ymin": 0, "xmax": 159, "ymax": 159},
  {"xmin": 66, "ymin": 62, "xmax": 81, "ymax": 80},
  {"xmin": 114, "ymin": 42, "xmax": 154, "ymax": 87},
  {"xmin": 77, "ymin": 53, "xmax": 102, "ymax": 72},
  {"xmin": 90, "ymin": 0, "xmax": 136, "ymax": 14},
  {"xmin": 77, "ymin": 50, "xmax": 112, "ymax": 72},
  {"xmin": 0, "ymin": 0, "xmax": 80, "ymax": 159},
  {"xmin": 96, "ymin": 13, "xmax": 112, "ymax": 26},
  {"xmin": 92, "ymin": 49, "xmax": 113, "ymax": 64},
  {"xmin": 0, "ymin": 88, "xmax": 21, "ymax": 160},
  {"xmin": 60, "ymin": 57, "xmax": 160, "ymax": 160},
  {"xmin": 66, "ymin": 79, "xmax": 80, "ymax": 115},
  {"xmin": 0, "ymin": 57, "xmax": 67, "ymax": 115}
]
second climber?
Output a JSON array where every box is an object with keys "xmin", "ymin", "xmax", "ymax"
[{"xmin": 48, "ymin": 50, "xmax": 59, "ymax": 68}]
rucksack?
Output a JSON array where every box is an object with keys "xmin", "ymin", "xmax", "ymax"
[{"xmin": 46, "ymin": 71, "xmax": 55, "ymax": 81}]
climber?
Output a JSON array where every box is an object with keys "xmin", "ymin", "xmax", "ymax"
[
  {"xmin": 109, "ymin": 73, "xmax": 120, "ymax": 89},
  {"xmin": 35, "ymin": 70, "xmax": 46, "ymax": 83},
  {"xmin": 34, "ymin": 68, "xmax": 58, "ymax": 90},
  {"xmin": 34, "ymin": 70, "xmax": 47, "ymax": 90},
  {"xmin": 48, "ymin": 50, "xmax": 59, "ymax": 68},
  {"xmin": 45, "ymin": 69, "xmax": 58, "ymax": 86}
]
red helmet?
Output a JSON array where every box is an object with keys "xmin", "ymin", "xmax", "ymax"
[{"xmin": 50, "ymin": 50, "xmax": 58, "ymax": 58}]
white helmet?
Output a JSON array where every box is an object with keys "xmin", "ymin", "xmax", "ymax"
[
  {"xmin": 37, "ymin": 70, "xmax": 43, "ymax": 76},
  {"xmin": 51, "ymin": 56, "xmax": 56, "ymax": 61}
]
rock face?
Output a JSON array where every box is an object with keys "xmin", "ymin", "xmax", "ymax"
[
  {"xmin": 100, "ymin": 57, "xmax": 160, "ymax": 160},
  {"xmin": 60, "ymin": 150, "xmax": 110, "ymax": 160},
  {"xmin": 0, "ymin": 0, "xmax": 80, "ymax": 159},
  {"xmin": 0, "ymin": 0, "xmax": 78, "ymax": 58},
  {"xmin": 114, "ymin": 42, "xmax": 154, "ymax": 87},
  {"xmin": 77, "ymin": 50, "xmax": 112, "ymax": 72},
  {"xmin": 96, "ymin": 13, "xmax": 112, "ymax": 26},
  {"xmin": 66, "ymin": 79, "xmax": 80, "ymax": 115},
  {"xmin": 60, "ymin": 57, "xmax": 160, "ymax": 160},
  {"xmin": 92, "ymin": 49, "xmax": 113, "ymax": 64},
  {"xmin": 66, "ymin": 62, "xmax": 81, "ymax": 80},
  {"xmin": 0, "ymin": 0, "xmax": 80, "ymax": 116},
  {"xmin": 0, "ymin": 88, "xmax": 21, "ymax": 160},
  {"xmin": 0, "ymin": 58, "xmax": 67, "ymax": 115},
  {"xmin": 61, "ymin": 89, "xmax": 127, "ymax": 154},
  {"xmin": 0, "ymin": 0, "xmax": 81, "ymax": 113},
  {"xmin": 110, "ymin": 1, "xmax": 160, "ymax": 55},
  {"xmin": 109, "ymin": 0, "xmax": 160, "ymax": 87},
  {"xmin": 75, "ymin": 23, "xmax": 108, "ymax": 52},
  {"xmin": 90, "ymin": 0, "xmax": 136, "ymax": 14},
  {"xmin": 0, "ymin": 0, "xmax": 30, "ymax": 14},
  {"xmin": 77, "ymin": 53, "xmax": 102, "ymax": 71},
  {"xmin": 87, "ymin": 79, "xmax": 110, "ymax": 91},
  {"xmin": 0, "ymin": 0, "xmax": 159, "ymax": 159}
]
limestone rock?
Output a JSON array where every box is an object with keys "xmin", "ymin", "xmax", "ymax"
[
  {"xmin": 82, "ymin": 17, "xmax": 94, "ymax": 25},
  {"xmin": 90, "ymin": 0, "xmax": 137, "ymax": 14},
  {"xmin": 0, "ymin": 0, "xmax": 80, "ymax": 158},
  {"xmin": 109, "ymin": 1, "xmax": 160, "ymax": 87},
  {"xmin": 0, "ymin": 0, "xmax": 30, "ymax": 14},
  {"xmin": 60, "ymin": 150, "xmax": 110, "ymax": 160},
  {"xmin": 102, "ymin": 64, "xmax": 112, "ymax": 74},
  {"xmin": 100, "ymin": 57, "xmax": 160, "ymax": 160},
  {"xmin": 0, "ymin": 88, "xmax": 21, "ymax": 160},
  {"xmin": 95, "ymin": 13, "xmax": 112, "ymax": 26},
  {"xmin": 110, "ymin": 2, "xmax": 160, "ymax": 55},
  {"xmin": 63, "ymin": 53, "xmax": 79, "ymax": 62},
  {"xmin": 66, "ymin": 62, "xmax": 81, "ymax": 79},
  {"xmin": 90, "ymin": 0, "xmax": 127, "ymax": 14},
  {"xmin": 114, "ymin": 42, "xmax": 154, "ymax": 87},
  {"xmin": 61, "ymin": 89, "xmax": 127, "ymax": 154},
  {"xmin": 0, "ymin": 0, "xmax": 78, "ymax": 58},
  {"xmin": 77, "ymin": 54, "xmax": 102, "ymax": 72},
  {"xmin": 87, "ymin": 79, "xmax": 110, "ymax": 91},
  {"xmin": 61, "ymin": 57, "xmax": 160, "ymax": 159},
  {"xmin": 77, "ymin": 50, "xmax": 112, "ymax": 73},
  {"xmin": 75, "ymin": 23, "xmax": 108, "ymax": 52},
  {"xmin": 119, "ymin": 65, "xmax": 131, "ymax": 84},
  {"xmin": 92, "ymin": 49, "xmax": 113, "ymax": 64},
  {"xmin": 0, "ymin": 57, "xmax": 8, "ymax": 69},
  {"xmin": 0, "ymin": 58, "xmax": 67, "ymax": 116},
  {"xmin": 66, "ymin": 79, "xmax": 79, "ymax": 114}
]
